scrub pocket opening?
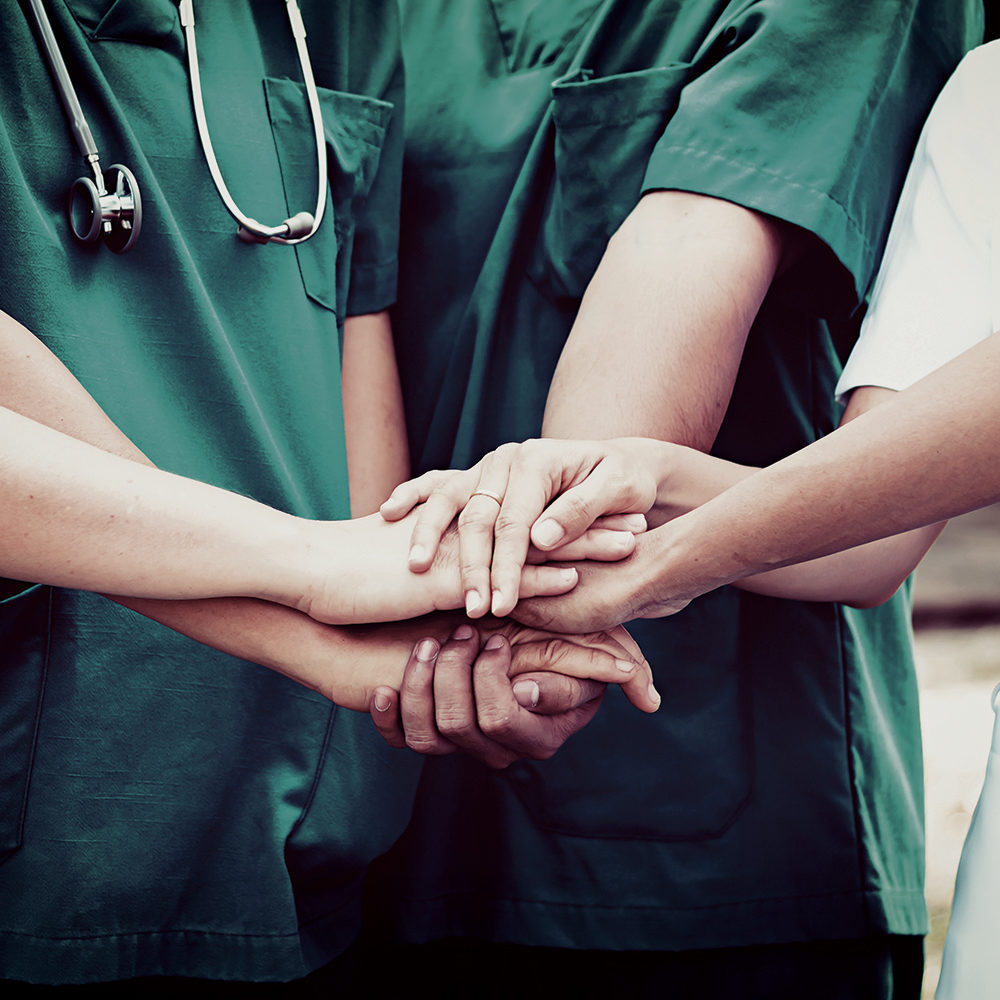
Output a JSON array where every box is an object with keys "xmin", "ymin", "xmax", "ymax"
[
  {"xmin": 265, "ymin": 78, "xmax": 394, "ymax": 321},
  {"xmin": 487, "ymin": 0, "xmax": 602, "ymax": 73},
  {"xmin": 504, "ymin": 589, "xmax": 755, "ymax": 841},
  {"xmin": 0, "ymin": 585, "xmax": 52, "ymax": 862},
  {"xmin": 527, "ymin": 62, "xmax": 692, "ymax": 303},
  {"xmin": 65, "ymin": 0, "xmax": 179, "ymax": 46}
]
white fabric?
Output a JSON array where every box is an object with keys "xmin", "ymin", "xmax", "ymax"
[
  {"xmin": 936, "ymin": 684, "xmax": 1000, "ymax": 999},
  {"xmin": 836, "ymin": 41, "xmax": 1000, "ymax": 399}
]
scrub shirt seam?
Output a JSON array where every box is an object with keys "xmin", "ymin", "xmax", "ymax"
[
  {"xmin": 386, "ymin": 887, "xmax": 877, "ymax": 913},
  {"xmin": 646, "ymin": 142, "xmax": 869, "ymax": 248},
  {"xmin": 833, "ymin": 603, "xmax": 872, "ymax": 932},
  {"xmin": 9, "ymin": 588, "xmax": 54, "ymax": 857},
  {"xmin": 286, "ymin": 702, "xmax": 338, "ymax": 846},
  {"xmin": 0, "ymin": 926, "xmax": 314, "ymax": 943}
]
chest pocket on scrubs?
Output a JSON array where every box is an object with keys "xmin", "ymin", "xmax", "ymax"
[
  {"xmin": 503, "ymin": 589, "xmax": 755, "ymax": 840},
  {"xmin": 265, "ymin": 78, "xmax": 393, "ymax": 321},
  {"xmin": 0, "ymin": 586, "xmax": 52, "ymax": 862},
  {"xmin": 64, "ymin": 0, "xmax": 178, "ymax": 45},
  {"xmin": 527, "ymin": 63, "xmax": 692, "ymax": 304},
  {"xmin": 488, "ymin": 0, "xmax": 602, "ymax": 73}
]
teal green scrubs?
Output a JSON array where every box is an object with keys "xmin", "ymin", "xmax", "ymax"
[
  {"xmin": 371, "ymin": 0, "xmax": 983, "ymax": 959},
  {"xmin": 0, "ymin": 0, "xmax": 419, "ymax": 983}
]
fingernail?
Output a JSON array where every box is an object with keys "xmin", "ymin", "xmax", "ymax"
[
  {"xmin": 374, "ymin": 692, "xmax": 392, "ymax": 712},
  {"xmin": 623, "ymin": 513, "xmax": 647, "ymax": 532},
  {"xmin": 512, "ymin": 680, "xmax": 540, "ymax": 708},
  {"xmin": 615, "ymin": 658, "xmax": 636, "ymax": 673},
  {"xmin": 409, "ymin": 544, "xmax": 427, "ymax": 566},
  {"xmin": 453, "ymin": 623, "xmax": 475, "ymax": 641},
  {"xmin": 484, "ymin": 633, "xmax": 505, "ymax": 651},
  {"xmin": 490, "ymin": 589, "xmax": 506, "ymax": 615},
  {"xmin": 648, "ymin": 682, "xmax": 661, "ymax": 708},
  {"xmin": 533, "ymin": 519, "xmax": 565, "ymax": 548},
  {"xmin": 559, "ymin": 568, "xmax": 577, "ymax": 585},
  {"xmin": 465, "ymin": 590, "xmax": 482, "ymax": 615},
  {"xmin": 416, "ymin": 639, "xmax": 438, "ymax": 662}
]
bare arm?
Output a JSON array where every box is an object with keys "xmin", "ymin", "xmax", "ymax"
[
  {"xmin": 513, "ymin": 330, "xmax": 1000, "ymax": 631},
  {"xmin": 542, "ymin": 189, "xmax": 789, "ymax": 446},
  {"xmin": 341, "ymin": 311, "xmax": 410, "ymax": 516},
  {"xmin": 395, "ymin": 190, "xmax": 790, "ymax": 614}
]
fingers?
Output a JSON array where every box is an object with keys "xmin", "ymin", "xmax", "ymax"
[
  {"xmin": 505, "ymin": 625, "xmax": 660, "ymax": 713},
  {"xmin": 511, "ymin": 672, "xmax": 606, "ymax": 715},
  {"xmin": 456, "ymin": 447, "xmax": 514, "ymax": 618},
  {"xmin": 529, "ymin": 456, "xmax": 653, "ymax": 552},
  {"xmin": 398, "ymin": 637, "xmax": 456, "ymax": 756},
  {"xmin": 604, "ymin": 624, "xmax": 661, "ymax": 714},
  {"xmin": 472, "ymin": 640, "xmax": 603, "ymax": 760},
  {"xmin": 379, "ymin": 469, "xmax": 453, "ymax": 522},
  {"xmin": 369, "ymin": 685, "xmax": 404, "ymax": 748},
  {"xmin": 404, "ymin": 468, "xmax": 481, "ymax": 572},
  {"xmin": 516, "ymin": 563, "xmax": 578, "ymax": 600},
  {"xmin": 538, "ymin": 527, "xmax": 638, "ymax": 563},
  {"xmin": 433, "ymin": 627, "xmax": 516, "ymax": 769}
]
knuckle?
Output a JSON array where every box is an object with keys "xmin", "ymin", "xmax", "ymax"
[
  {"xmin": 405, "ymin": 732, "xmax": 445, "ymax": 754},
  {"xmin": 435, "ymin": 713, "xmax": 477, "ymax": 741},
  {"xmin": 493, "ymin": 511, "xmax": 524, "ymax": 538},
  {"xmin": 478, "ymin": 708, "xmax": 517, "ymax": 739},
  {"xmin": 458, "ymin": 506, "xmax": 491, "ymax": 530}
]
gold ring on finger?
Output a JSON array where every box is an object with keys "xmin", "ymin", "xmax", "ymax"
[{"xmin": 470, "ymin": 488, "xmax": 504, "ymax": 506}]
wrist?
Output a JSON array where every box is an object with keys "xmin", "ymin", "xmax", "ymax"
[{"xmin": 633, "ymin": 516, "xmax": 728, "ymax": 616}]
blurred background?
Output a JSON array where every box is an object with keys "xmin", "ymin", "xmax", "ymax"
[{"xmin": 911, "ymin": 501, "xmax": 1000, "ymax": 998}]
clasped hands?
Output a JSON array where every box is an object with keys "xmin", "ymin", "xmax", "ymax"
[{"xmin": 360, "ymin": 438, "xmax": 693, "ymax": 768}]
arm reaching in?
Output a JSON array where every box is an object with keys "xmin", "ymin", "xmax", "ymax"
[{"xmin": 513, "ymin": 330, "xmax": 1000, "ymax": 631}]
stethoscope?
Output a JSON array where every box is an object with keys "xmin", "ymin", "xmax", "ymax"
[{"xmin": 26, "ymin": 0, "xmax": 327, "ymax": 253}]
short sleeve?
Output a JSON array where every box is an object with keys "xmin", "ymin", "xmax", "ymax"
[
  {"xmin": 640, "ymin": 0, "xmax": 982, "ymax": 318},
  {"xmin": 837, "ymin": 41, "xmax": 1000, "ymax": 397}
]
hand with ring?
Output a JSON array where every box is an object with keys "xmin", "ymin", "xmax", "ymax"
[{"xmin": 379, "ymin": 438, "xmax": 665, "ymax": 618}]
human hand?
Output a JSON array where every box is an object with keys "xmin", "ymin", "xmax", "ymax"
[
  {"xmin": 296, "ymin": 509, "xmax": 581, "ymax": 626},
  {"xmin": 512, "ymin": 530, "xmax": 698, "ymax": 633},
  {"xmin": 379, "ymin": 438, "xmax": 666, "ymax": 618},
  {"xmin": 368, "ymin": 620, "xmax": 658, "ymax": 769}
]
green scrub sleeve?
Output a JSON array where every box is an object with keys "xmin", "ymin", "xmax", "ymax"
[
  {"xmin": 343, "ymin": 0, "xmax": 404, "ymax": 316},
  {"xmin": 640, "ymin": 0, "xmax": 983, "ymax": 317}
]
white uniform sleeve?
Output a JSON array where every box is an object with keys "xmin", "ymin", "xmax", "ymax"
[{"xmin": 836, "ymin": 41, "xmax": 1000, "ymax": 399}]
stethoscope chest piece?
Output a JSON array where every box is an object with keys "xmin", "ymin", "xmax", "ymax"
[{"xmin": 68, "ymin": 163, "xmax": 142, "ymax": 253}]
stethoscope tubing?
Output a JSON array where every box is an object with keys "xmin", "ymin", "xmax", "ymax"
[
  {"xmin": 179, "ymin": 0, "xmax": 328, "ymax": 245},
  {"xmin": 28, "ymin": 0, "xmax": 327, "ymax": 251}
]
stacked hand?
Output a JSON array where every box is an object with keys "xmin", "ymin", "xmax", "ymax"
[
  {"xmin": 379, "ymin": 437, "xmax": 667, "ymax": 618},
  {"xmin": 367, "ymin": 438, "xmax": 685, "ymax": 766}
]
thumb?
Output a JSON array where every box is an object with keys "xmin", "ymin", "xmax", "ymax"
[{"xmin": 511, "ymin": 673, "xmax": 606, "ymax": 715}]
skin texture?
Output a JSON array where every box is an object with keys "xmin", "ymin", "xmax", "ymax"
[
  {"xmin": 0, "ymin": 309, "xmax": 657, "ymax": 714},
  {"xmin": 512, "ymin": 330, "xmax": 1000, "ymax": 631},
  {"xmin": 341, "ymin": 310, "xmax": 411, "ymax": 517},
  {"xmin": 370, "ymin": 189, "xmax": 792, "ymax": 751}
]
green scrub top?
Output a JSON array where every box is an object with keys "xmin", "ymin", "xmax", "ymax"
[
  {"xmin": 371, "ymin": 0, "xmax": 983, "ymax": 952},
  {"xmin": 0, "ymin": 0, "xmax": 420, "ymax": 983}
]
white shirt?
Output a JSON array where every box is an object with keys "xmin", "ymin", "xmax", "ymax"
[{"xmin": 836, "ymin": 40, "xmax": 1000, "ymax": 399}]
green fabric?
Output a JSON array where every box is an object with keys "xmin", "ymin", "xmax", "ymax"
[
  {"xmin": 0, "ymin": 0, "xmax": 420, "ymax": 984},
  {"xmin": 373, "ymin": 0, "xmax": 983, "ymax": 953}
]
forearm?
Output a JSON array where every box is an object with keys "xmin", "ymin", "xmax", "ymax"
[
  {"xmin": 0, "ymin": 310, "xmax": 444, "ymax": 626},
  {"xmin": 0, "ymin": 404, "xmax": 327, "ymax": 602},
  {"xmin": 341, "ymin": 311, "xmax": 410, "ymax": 516},
  {"xmin": 542, "ymin": 191, "xmax": 786, "ymax": 448},
  {"xmin": 642, "ymin": 334, "xmax": 1000, "ymax": 605},
  {"xmin": 116, "ymin": 595, "xmax": 463, "ymax": 711}
]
